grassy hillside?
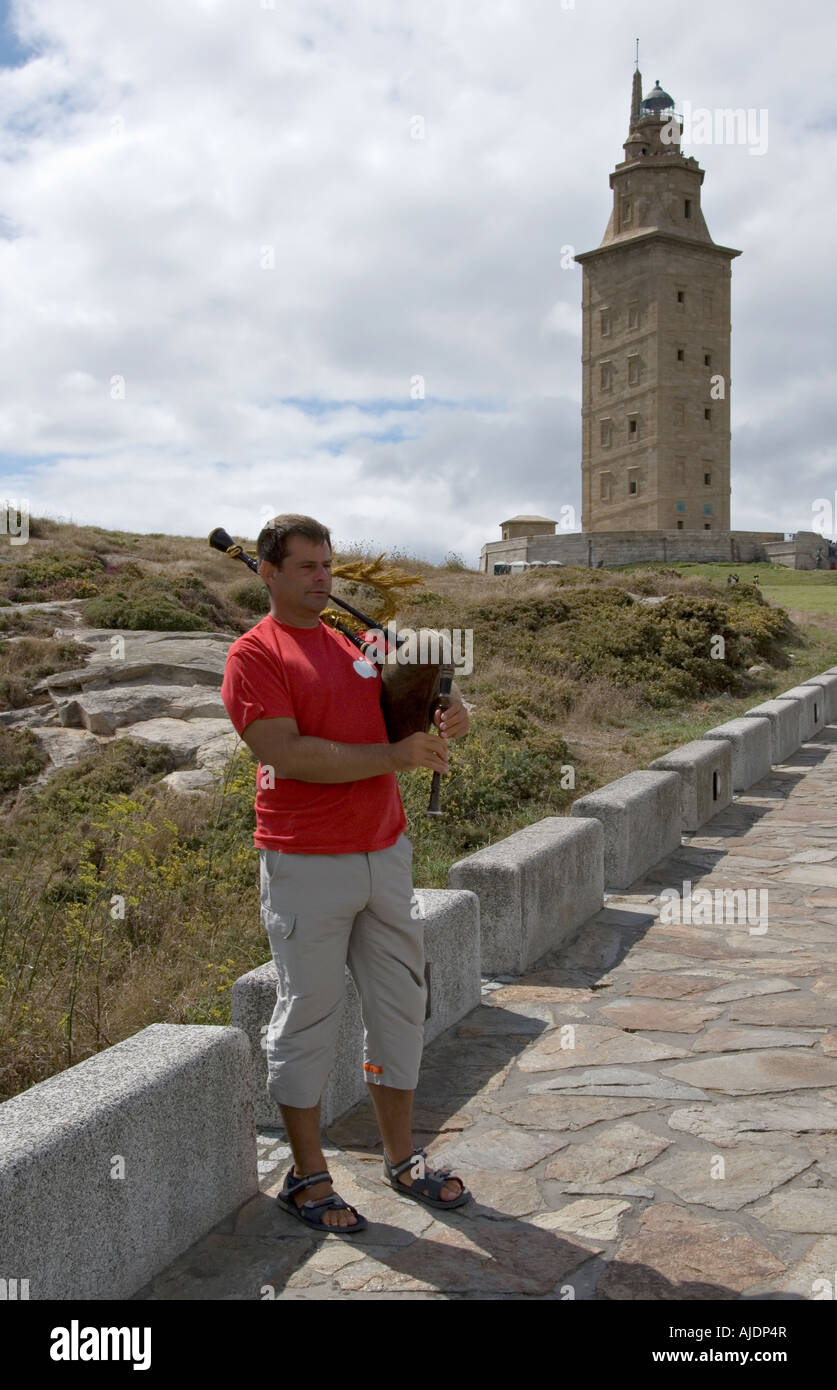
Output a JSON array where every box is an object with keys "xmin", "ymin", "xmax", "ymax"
[{"xmin": 1, "ymin": 522, "xmax": 835, "ymax": 1100}]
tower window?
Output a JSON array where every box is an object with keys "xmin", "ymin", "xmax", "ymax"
[
  {"xmin": 627, "ymin": 416, "xmax": 638, "ymax": 439},
  {"xmin": 676, "ymin": 501, "xmax": 686, "ymax": 513},
  {"xmin": 627, "ymin": 354, "xmax": 640, "ymax": 386},
  {"xmin": 600, "ymin": 419, "xmax": 613, "ymax": 447},
  {"xmin": 627, "ymin": 301, "xmax": 639, "ymax": 329},
  {"xmin": 676, "ymin": 348, "xmax": 685, "ymax": 362},
  {"xmin": 704, "ymin": 407, "xmax": 712, "ymax": 421},
  {"xmin": 704, "ymin": 471, "xmax": 711, "ymax": 485},
  {"xmin": 599, "ymin": 471, "xmax": 612, "ymax": 501},
  {"xmin": 676, "ymin": 290, "xmax": 685, "ymax": 304},
  {"xmin": 684, "ymin": 199, "xmax": 692, "ymax": 218},
  {"xmin": 704, "ymin": 523, "xmax": 711, "ymax": 530},
  {"xmin": 704, "ymin": 504, "xmax": 713, "ymax": 515},
  {"xmin": 621, "ymin": 198, "xmax": 633, "ymax": 226},
  {"xmin": 629, "ymin": 477, "xmax": 638, "ymax": 495},
  {"xmin": 677, "ymin": 520, "xmax": 684, "ymax": 530},
  {"xmin": 600, "ymin": 309, "xmax": 611, "ymax": 337},
  {"xmin": 601, "ymin": 362, "xmax": 614, "ymax": 391},
  {"xmin": 704, "ymin": 352, "xmax": 711, "ymax": 366}
]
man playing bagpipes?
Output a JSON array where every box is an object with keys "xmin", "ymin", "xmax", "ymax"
[{"xmin": 220, "ymin": 514, "xmax": 472, "ymax": 1232}]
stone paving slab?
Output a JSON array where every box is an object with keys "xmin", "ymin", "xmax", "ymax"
[{"xmin": 135, "ymin": 729, "xmax": 837, "ymax": 1301}]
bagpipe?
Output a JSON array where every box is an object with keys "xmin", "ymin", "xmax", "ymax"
[{"xmin": 208, "ymin": 527, "xmax": 454, "ymax": 815}]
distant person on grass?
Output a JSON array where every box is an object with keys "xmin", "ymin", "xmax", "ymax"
[{"xmin": 220, "ymin": 514, "xmax": 472, "ymax": 1232}]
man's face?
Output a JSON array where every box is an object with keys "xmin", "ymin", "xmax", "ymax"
[{"xmin": 261, "ymin": 534, "xmax": 332, "ymax": 619}]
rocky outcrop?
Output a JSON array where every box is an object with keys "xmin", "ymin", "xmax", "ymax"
[
  {"xmin": 55, "ymin": 685, "xmax": 229, "ymax": 735},
  {"xmin": 118, "ymin": 716, "xmax": 236, "ymax": 765},
  {"xmin": 29, "ymin": 727, "xmax": 103, "ymax": 777},
  {"xmin": 4, "ymin": 605, "xmax": 242, "ymax": 793}
]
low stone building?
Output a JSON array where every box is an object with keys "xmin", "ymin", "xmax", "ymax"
[{"xmin": 499, "ymin": 515, "xmax": 557, "ymax": 541}]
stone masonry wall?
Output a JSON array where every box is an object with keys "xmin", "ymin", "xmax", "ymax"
[{"xmin": 480, "ymin": 529, "xmax": 784, "ymax": 572}]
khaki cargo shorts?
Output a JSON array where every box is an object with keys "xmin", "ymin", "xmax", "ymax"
[{"xmin": 259, "ymin": 833, "xmax": 426, "ymax": 1108}]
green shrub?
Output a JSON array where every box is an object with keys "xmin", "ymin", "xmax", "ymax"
[
  {"xmin": 80, "ymin": 564, "xmax": 237, "ymax": 631},
  {"xmin": 0, "ymin": 728, "xmax": 48, "ymax": 794},
  {"xmin": 5, "ymin": 551, "xmax": 106, "ymax": 597},
  {"xmin": 23, "ymin": 739, "xmax": 178, "ymax": 824},
  {"xmin": 0, "ymin": 637, "xmax": 92, "ymax": 711},
  {"xmin": 0, "ymin": 611, "xmax": 56, "ymax": 635},
  {"xmin": 110, "ymin": 561, "xmax": 145, "ymax": 580},
  {"xmin": 4, "ymin": 549, "xmax": 241, "ymax": 632},
  {"xmin": 5, "ymin": 588, "xmax": 51, "ymax": 604},
  {"xmin": 626, "ymin": 573, "xmax": 658, "ymax": 595},
  {"xmin": 83, "ymin": 571, "xmax": 237, "ymax": 632},
  {"xmin": 398, "ymin": 581, "xmax": 794, "ymax": 714},
  {"xmin": 0, "ymin": 611, "xmax": 64, "ymax": 636},
  {"xmin": 25, "ymin": 516, "xmax": 61, "ymax": 539},
  {"xmin": 0, "ymin": 679, "xmax": 28, "ymax": 709},
  {"xmin": 230, "ymin": 579, "xmax": 269, "ymax": 615},
  {"xmin": 83, "ymin": 590, "xmax": 212, "ymax": 631},
  {"xmin": 49, "ymin": 577, "xmax": 103, "ymax": 599}
]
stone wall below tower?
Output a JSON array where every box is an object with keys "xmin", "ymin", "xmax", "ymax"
[{"xmin": 480, "ymin": 529, "xmax": 787, "ymax": 572}]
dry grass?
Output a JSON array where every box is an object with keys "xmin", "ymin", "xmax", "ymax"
[{"xmin": 0, "ymin": 742, "xmax": 260, "ymax": 1097}]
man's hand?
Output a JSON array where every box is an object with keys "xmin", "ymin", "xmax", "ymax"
[
  {"xmin": 392, "ymin": 731, "xmax": 449, "ymax": 774},
  {"xmin": 434, "ymin": 690, "xmax": 470, "ymax": 740}
]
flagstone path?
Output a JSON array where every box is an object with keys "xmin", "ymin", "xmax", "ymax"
[{"xmin": 135, "ymin": 734, "xmax": 837, "ymax": 1300}]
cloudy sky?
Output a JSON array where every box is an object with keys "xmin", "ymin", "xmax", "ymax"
[{"xmin": 0, "ymin": 0, "xmax": 835, "ymax": 564}]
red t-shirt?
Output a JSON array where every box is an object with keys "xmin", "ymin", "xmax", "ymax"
[{"xmin": 220, "ymin": 614, "xmax": 406, "ymax": 854}]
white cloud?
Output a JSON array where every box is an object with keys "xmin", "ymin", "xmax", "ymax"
[{"xmin": 0, "ymin": 0, "xmax": 835, "ymax": 561}]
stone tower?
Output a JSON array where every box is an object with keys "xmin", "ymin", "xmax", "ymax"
[{"xmin": 575, "ymin": 70, "xmax": 741, "ymax": 533}]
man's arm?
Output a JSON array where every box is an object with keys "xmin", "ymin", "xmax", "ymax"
[{"xmin": 240, "ymin": 716, "xmax": 449, "ymax": 784}]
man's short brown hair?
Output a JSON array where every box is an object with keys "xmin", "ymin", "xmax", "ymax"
[{"xmin": 257, "ymin": 514, "xmax": 332, "ymax": 568}]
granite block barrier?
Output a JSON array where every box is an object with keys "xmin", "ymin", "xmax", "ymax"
[
  {"xmin": 774, "ymin": 684, "xmax": 825, "ymax": 742},
  {"xmin": 0, "ymin": 1024, "xmax": 257, "ymax": 1301},
  {"xmin": 649, "ymin": 738, "xmax": 733, "ymax": 832},
  {"xmin": 801, "ymin": 673, "xmax": 837, "ymax": 725},
  {"xmin": 699, "ymin": 716, "xmax": 773, "ymax": 791},
  {"xmin": 570, "ymin": 770, "xmax": 681, "ymax": 890},
  {"xmin": 232, "ymin": 888, "xmax": 481, "ymax": 1130},
  {"xmin": 448, "ymin": 816, "xmax": 603, "ymax": 977},
  {"xmin": 742, "ymin": 699, "xmax": 802, "ymax": 765}
]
